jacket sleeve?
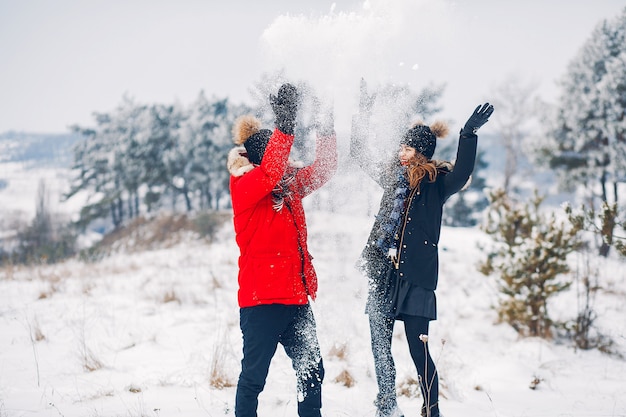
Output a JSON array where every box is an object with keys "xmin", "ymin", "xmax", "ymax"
[
  {"xmin": 296, "ymin": 131, "xmax": 338, "ymax": 197},
  {"xmin": 231, "ymin": 128, "xmax": 294, "ymax": 211},
  {"xmin": 350, "ymin": 113, "xmax": 386, "ymax": 187},
  {"xmin": 442, "ymin": 131, "xmax": 478, "ymax": 200}
]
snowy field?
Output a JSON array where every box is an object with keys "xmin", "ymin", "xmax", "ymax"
[
  {"xmin": 2, "ymin": 0, "xmax": 626, "ymax": 414},
  {"xmin": 1, "ymin": 203, "xmax": 625, "ymax": 416}
]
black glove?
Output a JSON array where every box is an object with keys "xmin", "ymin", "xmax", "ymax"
[
  {"xmin": 270, "ymin": 83, "xmax": 299, "ymax": 135},
  {"xmin": 359, "ymin": 78, "xmax": 376, "ymax": 114},
  {"xmin": 462, "ymin": 102, "xmax": 494, "ymax": 136}
]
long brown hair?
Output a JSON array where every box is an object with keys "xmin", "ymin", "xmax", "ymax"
[
  {"xmin": 403, "ymin": 119, "xmax": 450, "ymax": 191},
  {"xmin": 406, "ymin": 153, "xmax": 439, "ymax": 191}
]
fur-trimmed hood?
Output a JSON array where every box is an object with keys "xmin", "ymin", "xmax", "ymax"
[
  {"xmin": 227, "ymin": 146, "xmax": 304, "ymax": 177},
  {"xmin": 434, "ymin": 160, "xmax": 472, "ymax": 191},
  {"xmin": 227, "ymin": 146, "xmax": 255, "ymax": 177}
]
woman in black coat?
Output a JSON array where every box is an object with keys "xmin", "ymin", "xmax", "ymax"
[{"xmin": 351, "ymin": 81, "xmax": 493, "ymax": 417}]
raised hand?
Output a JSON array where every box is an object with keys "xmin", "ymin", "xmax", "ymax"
[
  {"xmin": 462, "ymin": 102, "xmax": 494, "ymax": 135},
  {"xmin": 270, "ymin": 83, "xmax": 299, "ymax": 135}
]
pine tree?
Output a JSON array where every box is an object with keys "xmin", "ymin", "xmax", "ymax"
[
  {"xmin": 66, "ymin": 93, "xmax": 251, "ymax": 230},
  {"xmin": 538, "ymin": 7, "xmax": 626, "ymax": 255},
  {"xmin": 67, "ymin": 96, "xmax": 153, "ymax": 228},
  {"xmin": 478, "ymin": 188, "xmax": 584, "ymax": 338}
]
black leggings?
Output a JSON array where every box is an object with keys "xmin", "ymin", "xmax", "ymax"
[{"xmin": 402, "ymin": 315, "xmax": 439, "ymax": 415}]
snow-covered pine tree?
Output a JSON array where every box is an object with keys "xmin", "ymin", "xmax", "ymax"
[
  {"xmin": 537, "ymin": 7, "xmax": 626, "ymax": 256},
  {"xmin": 182, "ymin": 92, "xmax": 249, "ymax": 211},
  {"xmin": 153, "ymin": 102, "xmax": 192, "ymax": 211},
  {"xmin": 67, "ymin": 96, "xmax": 147, "ymax": 229},
  {"xmin": 478, "ymin": 188, "xmax": 584, "ymax": 338},
  {"xmin": 112, "ymin": 97, "xmax": 150, "ymax": 219},
  {"xmin": 66, "ymin": 93, "xmax": 251, "ymax": 232}
]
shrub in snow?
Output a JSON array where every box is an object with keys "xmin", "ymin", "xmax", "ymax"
[
  {"xmin": 478, "ymin": 188, "xmax": 583, "ymax": 338},
  {"xmin": 566, "ymin": 201, "xmax": 626, "ymax": 258}
]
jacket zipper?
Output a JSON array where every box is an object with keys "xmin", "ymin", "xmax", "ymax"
[{"xmin": 393, "ymin": 187, "xmax": 419, "ymax": 270}]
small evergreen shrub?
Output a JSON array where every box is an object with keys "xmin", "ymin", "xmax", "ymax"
[{"xmin": 478, "ymin": 189, "xmax": 583, "ymax": 338}]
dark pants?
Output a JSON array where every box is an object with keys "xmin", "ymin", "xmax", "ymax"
[
  {"xmin": 235, "ymin": 304, "xmax": 324, "ymax": 417},
  {"xmin": 403, "ymin": 315, "xmax": 439, "ymax": 417},
  {"xmin": 369, "ymin": 312, "xmax": 439, "ymax": 417}
]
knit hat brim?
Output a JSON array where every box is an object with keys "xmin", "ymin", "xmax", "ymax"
[{"xmin": 401, "ymin": 125, "xmax": 437, "ymax": 159}]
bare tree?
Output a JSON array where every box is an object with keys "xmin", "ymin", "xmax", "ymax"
[{"xmin": 490, "ymin": 74, "xmax": 540, "ymax": 193}]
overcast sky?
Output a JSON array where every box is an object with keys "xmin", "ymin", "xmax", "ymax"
[{"xmin": 1, "ymin": 0, "xmax": 624, "ymax": 134}]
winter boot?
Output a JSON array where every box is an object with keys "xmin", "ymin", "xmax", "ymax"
[
  {"xmin": 374, "ymin": 396, "xmax": 404, "ymax": 417},
  {"xmin": 375, "ymin": 405, "xmax": 404, "ymax": 417}
]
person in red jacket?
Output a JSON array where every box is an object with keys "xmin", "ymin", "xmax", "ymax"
[{"xmin": 227, "ymin": 83, "xmax": 337, "ymax": 417}]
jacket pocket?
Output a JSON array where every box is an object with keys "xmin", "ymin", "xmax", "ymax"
[
  {"xmin": 400, "ymin": 234, "xmax": 439, "ymax": 290},
  {"xmin": 251, "ymin": 255, "xmax": 297, "ymax": 300}
]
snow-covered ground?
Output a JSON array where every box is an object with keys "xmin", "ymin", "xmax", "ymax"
[{"xmin": 1, "ymin": 204, "xmax": 625, "ymax": 417}]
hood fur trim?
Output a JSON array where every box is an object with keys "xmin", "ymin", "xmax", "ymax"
[
  {"xmin": 227, "ymin": 146, "xmax": 305, "ymax": 177},
  {"xmin": 434, "ymin": 160, "xmax": 472, "ymax": 190},
  {"xmin": 228, "ymin": 146, "xmax": 255, "ymax": 177}
]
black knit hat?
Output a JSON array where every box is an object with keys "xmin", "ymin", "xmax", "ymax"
[
  {"xmin": 232, "ymin": 115, "xmax": 273, "ymax": 165},
  {"xmin": 243, "ymin": 129, "xmax": 272, "ymax": 165},
  {"xmin": 400, "ymin": 121, "xmax": 449, "ymax": 160},
  {"xmin": 401, "ymin": 124, "xmax": 437, "ymax": 159}
]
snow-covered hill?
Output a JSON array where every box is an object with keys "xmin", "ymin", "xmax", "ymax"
[
  {"xmin": 0, "ymin": 207, "xmax": 624, "ymax": 417},
  {"xmin": 0, "ymin": 132, "xmax": 79, "ymax": 167}
]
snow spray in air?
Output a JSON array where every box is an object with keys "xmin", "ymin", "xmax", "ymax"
[
  {"xmin": 257, "ymin": 0, "xmax": 457, "ymax": 216},
  {"xmin": 258, "ymin": 0, "xmax": 456, "ymax": 136}
]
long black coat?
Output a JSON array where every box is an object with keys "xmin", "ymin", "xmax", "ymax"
[
  {"xmin": 351, "ymin": 114, "xmax": 478, "ymax": 318},
  {"xmin": 393, "ymin": 134, "xmax": 477, "ymax": 290}
]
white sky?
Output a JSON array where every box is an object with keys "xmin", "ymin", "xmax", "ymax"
[{"xmin": 1, "ymin": 0, "xmax": 624, "ymax": 133}]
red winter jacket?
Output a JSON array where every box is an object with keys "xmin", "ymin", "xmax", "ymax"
[{"xmin": 227, "ymin": 128, "xmax": 337, "ymax": 308}]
